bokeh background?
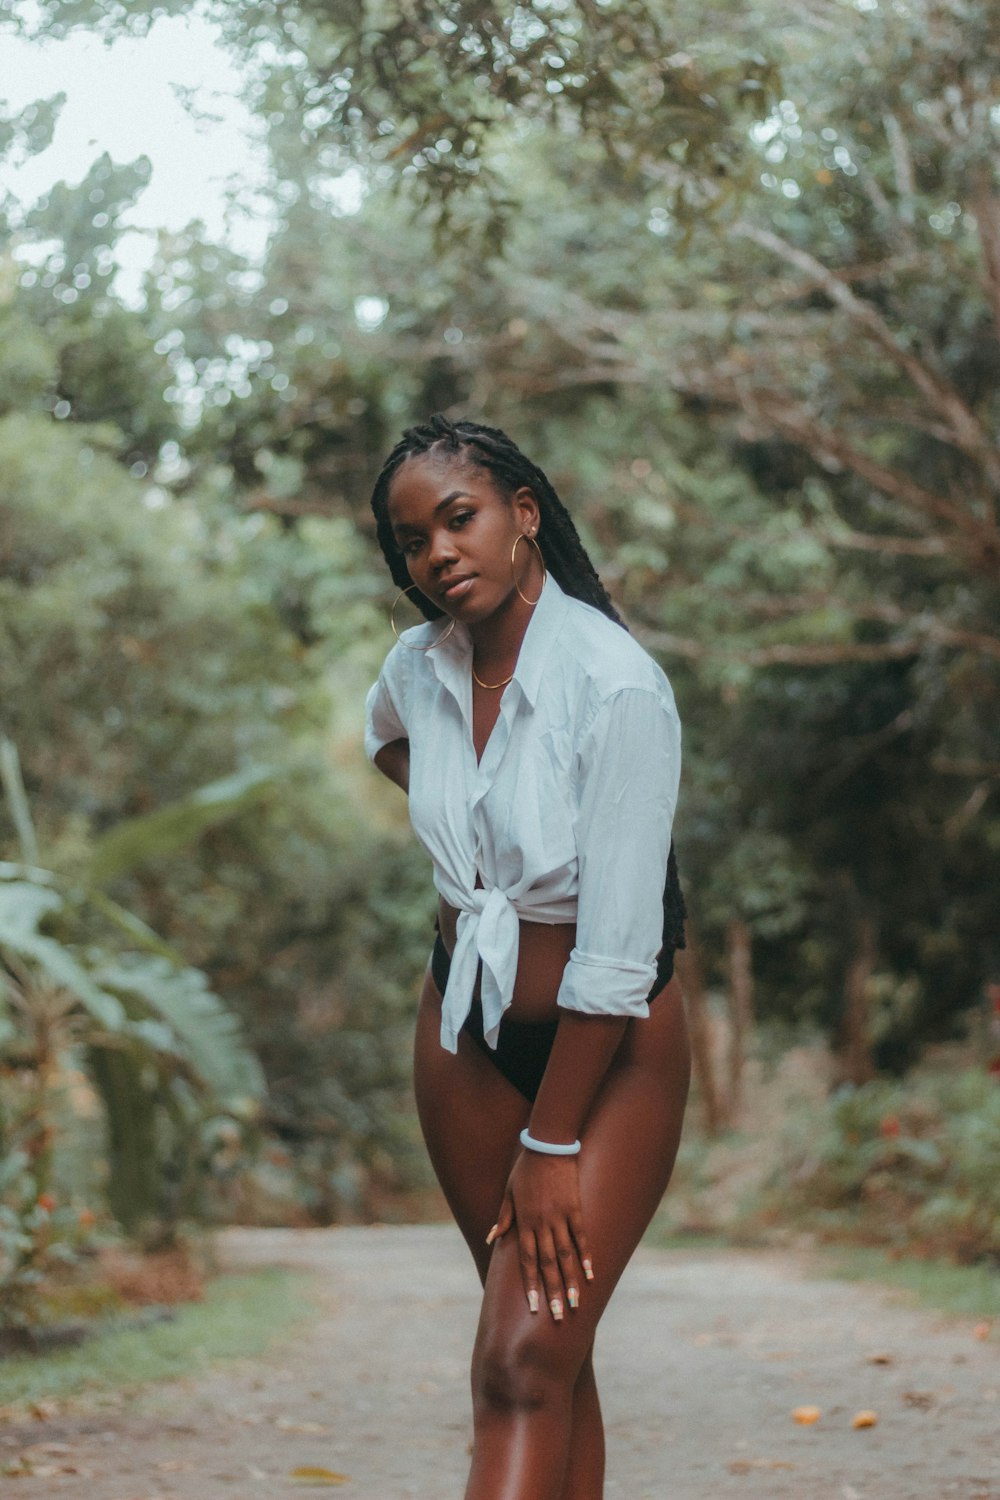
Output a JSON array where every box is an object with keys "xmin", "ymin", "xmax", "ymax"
[{"xmin": 2, "ymin": 0, "xmax": 999, "ymax": 1330}]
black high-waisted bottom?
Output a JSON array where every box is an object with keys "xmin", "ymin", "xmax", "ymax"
[{"xmin": 430, "ymin": 931, "xmax": 677, "ymax": 1103}]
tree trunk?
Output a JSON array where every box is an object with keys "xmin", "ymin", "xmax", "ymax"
[
  {"xmin": 675, "ymin": 920, "xmax": 725, "ymax": 1136},
  {"xmin": 841, "ymin": 914, "xmax": 877, "ymax": 1085},
  {"xmin": 725, "ymin": 918, "xmax": 754, "ymax": 1126}
]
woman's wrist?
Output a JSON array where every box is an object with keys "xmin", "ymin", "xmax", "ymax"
[{"xmin": 519, "ymin": 1127, "xmax": 581, "ymax": 1156}]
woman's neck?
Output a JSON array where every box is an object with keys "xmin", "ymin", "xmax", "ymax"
[{"xmin": 468, "ymin": 589, "xmax": 538, "ymax": 677}]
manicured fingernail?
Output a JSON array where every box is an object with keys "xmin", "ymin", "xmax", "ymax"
[
  {"xmin": 527, "ymin": 1289, "xmax": 540, "ymax": 1314},
  {"xmin": 583, "ymin": 1259, "xmax": 594, "ymax": 1281},
  {"xmin": 550, "ymin": 1298, "xmax": 563, "ymax": 1322},
  {"xmin": 567, "ymin": 1286, "xmax": 579, "ymax": 1309},
  {"xmin": 485, "ymin": 1225, "xmax": 499, "ymax": 1245}
]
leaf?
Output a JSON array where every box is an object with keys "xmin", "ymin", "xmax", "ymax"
[
  {"xmin": 85, "ymin": 764, "xmax": 277, "ymax": 886},
  {"xmin": 792, "ymin": 1405, "xmax": 821, "ymax": 1424},
  {"xmin": 94, "ymin": 954, "xmax": 265, "ymax": 1102},
  {"xmin": 0, "ymin": 739, "xmax": 39, "ymax": 864},
  {"xmin": 851, "ymin": 1410, "xmax": 878, "ymax": 1428},
  {"xmin": 0, "ymin": 881, "xmax": 125, "ymax": 1030},
  {"xmin": 289, "ymin": 1467, "xmax": 350, "ymax": 1486}
]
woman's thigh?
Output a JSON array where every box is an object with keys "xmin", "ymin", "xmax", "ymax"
[
  {"xmin": 474, "ymin": 977, "xmax": 691, "ymax": 1377},
  {"xmin": 414, "ymin": 967, "xmax": 531, "ymax": 1283}
]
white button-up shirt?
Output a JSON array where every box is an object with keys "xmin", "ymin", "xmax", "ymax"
[{"xmin": 365, "ymin": 576, "xmax": 681, "ymax": 1053}]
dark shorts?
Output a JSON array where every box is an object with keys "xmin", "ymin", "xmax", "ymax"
[{"xmin": 429, "ymin": 931, "xmax": 677, "ymax": 1103}]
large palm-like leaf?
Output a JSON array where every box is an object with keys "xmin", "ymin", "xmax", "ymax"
[
  {"xmin": 1, "ymin": 744, "xmax": 271, "ymax": 1242},
  {"xmin": 0, "ymin": 878, "xmax": 264, "ymax": 1104},
  {"xmin": 95, "ymin": 955, "xmax": 266, "ymax": 1108},
  {"xmin": 0, "ymin": 881, "xmax": 125, "ymax": 1031},
  {"xmin": 84, "ymin": 764, "xmax": 277, "ymax": 887}
]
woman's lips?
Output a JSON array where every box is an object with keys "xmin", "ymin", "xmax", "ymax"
[{"xmin": 440, "ymin": 576, "xmax": 475, "ymax": 603}]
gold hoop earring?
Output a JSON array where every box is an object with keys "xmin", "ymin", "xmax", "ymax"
[
  {"xmin": 390, "ymin": 585, "xmax": 457, "ymax": 649},
  {"xmin": 511, "ymin": 533, "xmax": 547, "ymax": 607}
]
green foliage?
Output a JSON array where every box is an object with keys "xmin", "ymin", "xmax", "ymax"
[
  {"xmin": 0, "ymin": 880, "xmax": 126, "ymax": 1031},
  {"xmin": 0, "ymin": 788, "xmax": 267, "ymax": 1249},
  {"xmin": 0, "ymin": 1146, "xmax": 94, "ymax": 1331},
  {"xmin": 825, "ymin": 1246, "xmax": 1000, "ymax": 1322},
  {"xmin": 0, "ymin": 1266, "xmax": 312, "ymax": 1409},
  {"xmin": 767, "ymin": 1068, "xmax": 1000, "ymax": 1262}
]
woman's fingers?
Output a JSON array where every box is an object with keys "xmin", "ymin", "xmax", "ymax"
[
  {"xmin": 535, "ymin": 1225, "xmax": 569, "ymax": 1321},
  {"xmin": 517, "ymin": 1226, "xmax": 541, "ymax": 1315},
  {"xmin": 569, "ymin": 1205, "xmax": 594, "ymax": 1283},
  {"xmin": 487, "ymin": 1193, "xmax": 514, "ymax": 1245},
  {"xmin": 555, "ymin": 1229, "xmax": 583, "ymax": 1310},
  {"xmin": 516, "ymin": 1220, "xmax": 589, "ymax": 1321}
]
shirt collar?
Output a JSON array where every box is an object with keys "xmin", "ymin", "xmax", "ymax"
[
  {"xmin": 428, "ymin": 573, "xmax": 570, "ymax": 710},
  {"xmin": 510, "ymin": 573, "xmax": 569, "ymax": 708}
]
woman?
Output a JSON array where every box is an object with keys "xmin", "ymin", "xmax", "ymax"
[{"xmin": 365, "ymin": 415, "xmax": 691, "ymax": 1500}]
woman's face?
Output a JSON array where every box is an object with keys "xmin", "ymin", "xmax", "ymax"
[{"xmin": 386, "ymin": 452, "xmax": 540, "ymax": 629}]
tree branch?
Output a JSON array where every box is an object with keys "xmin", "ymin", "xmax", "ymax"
[
  {"xmin": 735, "ymin": 393, "xmax": 1000, "ymax": 570},
  {"xmin": 882, "ymin": 112, "xmax": 916, "ymax": 223},
  {"xmin": 971, "ymin": 178, "xmax": 1000, "ymax": 347},
  {"xmin": 732, "ymin": 221, "xmax": 1000, "ymax": 502}
]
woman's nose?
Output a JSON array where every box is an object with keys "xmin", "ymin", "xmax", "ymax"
[{"xmin": 428, "ymin": 529, "xmax": 459, "ymax": 570}]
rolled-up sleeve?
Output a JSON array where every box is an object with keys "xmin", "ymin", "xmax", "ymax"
[
  {"xmin": 556, "ymin": 685, "xmax": 680, "ymax": 1018},
  {"xmin": 364, "ymin": 647, "xmax": 408, "ymax": 763}
]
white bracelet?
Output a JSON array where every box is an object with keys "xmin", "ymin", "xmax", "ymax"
[{"xmin": 519, "ymin": 1127, "xmax": 581, "ymax": 1157}]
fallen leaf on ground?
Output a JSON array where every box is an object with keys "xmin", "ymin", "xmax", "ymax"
[
  {"xmin": 728, "ymin": 1458, "xmax": 797, "ymax": 1473},
  {"xmin": 973, "ymin": 1321, "xmax": 993, "ymax": 1341},
  {"xmin": 28, "ymin": 1399, "xmax": 60, "ymax": 1421},
  {"xmin": 22, "ymin": 1462, "xmax": 90, "ymax": 1477},
  {"xmin": 276, "ymin": 1417, "xmax": 331, "ymax": 1435},
  {"xmin": 792, "ymin": 1405, "xmax": 822, "ymax": 1425},
  {"xmin": 289, "ymin": 1466, "xmax": 350, "ymax": 1486},
  {"xmin": 867, "ymin": 1352, "xmax": 894, "ymax": 1365},
  {"xmin": 902, "ymin": 1390, "xmax": 935, "ymax": 1410},
  {"xmin": 852, "ymin": 1409, "xmax": 879, "ymax": 1428}
]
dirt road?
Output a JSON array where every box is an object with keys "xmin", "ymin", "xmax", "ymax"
[{"xmin": 3, "ymin": 1225, "xmax": 998, "ymax": 1499}]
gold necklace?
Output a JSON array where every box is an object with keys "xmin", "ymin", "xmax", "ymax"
[{"xmin": 471, "ymin": 662, "xmax": 514, "ymax": 690}]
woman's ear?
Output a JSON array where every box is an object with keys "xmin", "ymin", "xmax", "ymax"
[{"xmin": 512, "ymin": 485, "xmax": 541, "ymax": 534}]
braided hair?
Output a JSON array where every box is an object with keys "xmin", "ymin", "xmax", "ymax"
[{"xmin": 369, "ymin": 414, "xmax": 686, "ymax": 964}]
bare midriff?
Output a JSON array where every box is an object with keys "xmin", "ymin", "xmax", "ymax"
[{"xmin": 437, "ymin": 897, "xmax": 576, "ymax": 1023}]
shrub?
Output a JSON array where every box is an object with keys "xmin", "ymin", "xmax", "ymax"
[{"xmin": 766, "ymin": 1066, "xmax": 1000, "ymax": 1261}]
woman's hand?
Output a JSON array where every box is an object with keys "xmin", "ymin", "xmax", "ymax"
[{"xmin": 489, "ymin": 1150, "xmax": 593, "ymax": 1322}]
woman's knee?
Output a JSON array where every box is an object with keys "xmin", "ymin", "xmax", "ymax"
[{"xmin": 472, "ymin": 1317, "xmax": 585, "ymax": 1415}]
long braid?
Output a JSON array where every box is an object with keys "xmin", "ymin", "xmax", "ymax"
[{"xmin": 369, "ymin": 414, "xmax": 686, "ymax": 963}]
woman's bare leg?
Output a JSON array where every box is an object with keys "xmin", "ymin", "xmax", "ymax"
[
  {"xmin": 556, "ymin": 1349, "xmax": 603, "ymax": 1500},
  {"xmin": 465, "ymin": 979, "xmax": 690, "ymax": 1500},
  {"xmin": 415, "ymin": 975, "xmax": 607, "ymax": 1494},
  {"xmin": 414, "ymin": 970, "xmax": 690, "ymax": 1500}
]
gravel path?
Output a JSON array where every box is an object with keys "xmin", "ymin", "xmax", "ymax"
[{"xmin": 3, "ymin": 1224, "xmax": 999, "ymax": 1499}]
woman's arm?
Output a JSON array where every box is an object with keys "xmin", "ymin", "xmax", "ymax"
[
  {"xmin": 492, "ymin": 1013, "xmax": 627, "ymax": 1318},
  {"xmin": 529, "ymin": 1010, "xmax": 627, "ymax": 1144},
  {"xmin": 373, "ymin": 736, "xmax": 410, "ymax": 794},
  {"xmin": 492, "ymin": 685, "xmax": 681, "ymax": 1320}
]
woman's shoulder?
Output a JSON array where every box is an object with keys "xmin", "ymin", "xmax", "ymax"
[
  {"xmin": 554, "ymin": 593, "xmax": 673, "ymax": 704},
  {"xmin": 376, "ymin": 621, "xmax": 448, "ymax": 683}
]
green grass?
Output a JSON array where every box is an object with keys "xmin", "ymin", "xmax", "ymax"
[
  {"xmin": 0, "ymin": 1267, "xmax": 315, "ymax": 1409},
  {"xmin": 821, "ymin": 1245, "xmax": 1000, "ymax": 1322},
  {"xmin": 643, "ymin": 1224, "xmax": 737, "ymax": 1253}
]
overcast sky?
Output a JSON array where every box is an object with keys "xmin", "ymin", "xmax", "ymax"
[{"xmin": 0, "ymin": 9, "xmax": 273, "ymax": 294}]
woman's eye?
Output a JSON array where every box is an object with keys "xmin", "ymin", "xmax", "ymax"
[
  {"xmin": 450, "ymin": 511, "xmax": 474, "ymax": 529},
  {"xmin": 402, "ymin": 540, "xmax": 423, "ymax": 558}
]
